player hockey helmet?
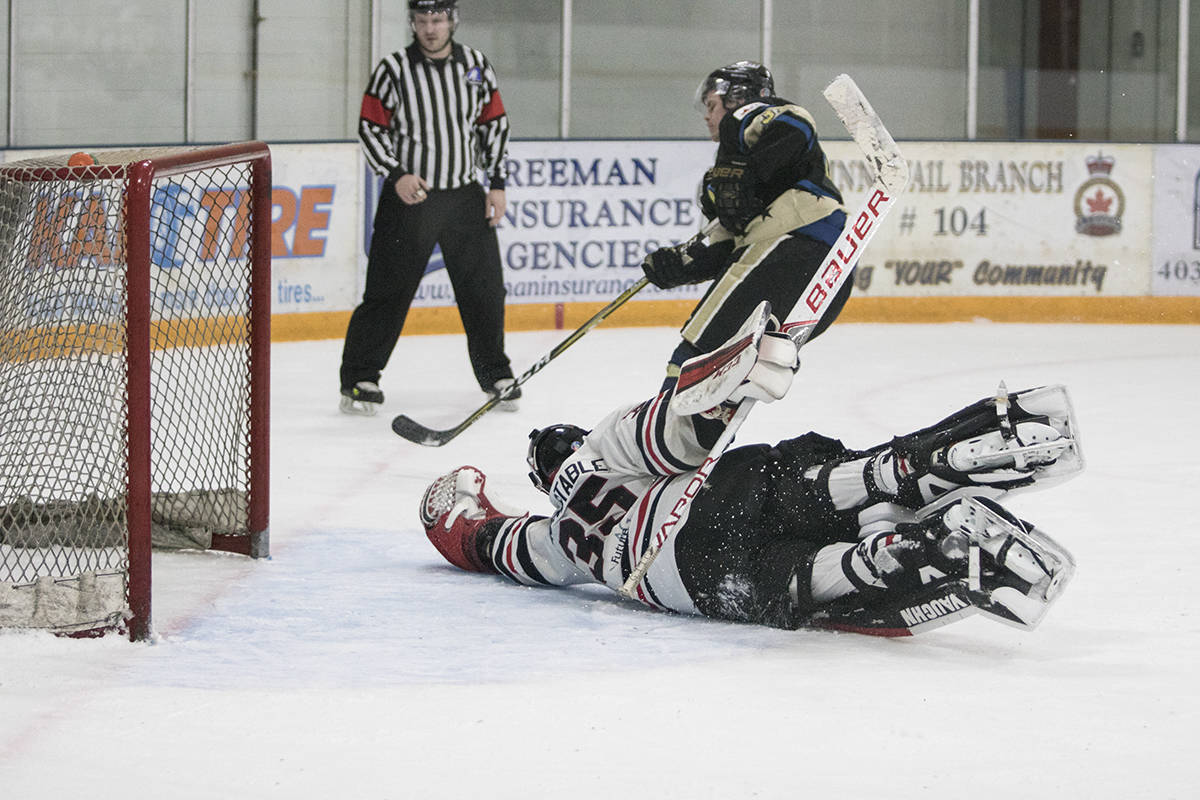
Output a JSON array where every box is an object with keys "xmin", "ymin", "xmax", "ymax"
[
  {"xmin": 694, "ymin": 60, "xmax": 775, "ymax": 112},
  {"xmin": 526, "ymin": 424, "xmax": 589, "ymax": 494},
  {"xmin": 409, "ymin": 0, "xmax": 458, "ymax": 28}
]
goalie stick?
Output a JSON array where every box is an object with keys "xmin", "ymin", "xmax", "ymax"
[
  {"xmin": 619, "ymin": 74, "xmax": 910, "ymax": 600},
  {"xmin": 392, "ymin": 220, "xmax": 721, "ymax": 446}
]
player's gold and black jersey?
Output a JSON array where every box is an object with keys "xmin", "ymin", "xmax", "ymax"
[
  {"xmin": 358, "ymin": 42, "xmax": 509, "ymax": 190},
  {"xmin": 717, "ymin": 97, "xmax": 844, "ymax": 245}
]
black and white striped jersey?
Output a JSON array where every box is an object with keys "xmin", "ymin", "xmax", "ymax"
[{"xmin": 359, "ymin": 41, "xmax": 509, "ymax": 190}]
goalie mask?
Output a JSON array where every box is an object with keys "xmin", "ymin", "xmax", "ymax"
[
  {"xmin": 526, "ymin": 424, "xmax": 588, "ymax": 494},
  {"xmin": 694, "ymin": 61, "xmax": 775, "ymax": 113}
]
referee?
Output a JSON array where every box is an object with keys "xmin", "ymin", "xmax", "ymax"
[{"xmin": 339, "ymin": 0, "xmax": 518, "ymax": 416}]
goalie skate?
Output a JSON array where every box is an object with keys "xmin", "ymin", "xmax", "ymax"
[
  {"xmin": 944, "ymin": 426, "xmax": 1072, "ymax": 473},
  {"xmin": 890, "ymin": 383, "xmax": 1084, "ymax": 505}
]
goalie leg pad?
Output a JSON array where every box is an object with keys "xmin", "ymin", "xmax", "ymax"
[
  {"xmin": 883, "ymin": 383, "xmax": 1084, "ymax": 506},
  {"xmin": 804, "ymin": 576, "xmax": 978, "ymax": 637},
  {"xmin": 801, "ymin": 495, "xmax": 1074, "ymax": 634},
  {"xmin": 932, "ymin": 495, "xmax": 1076, "ymax": 630}
]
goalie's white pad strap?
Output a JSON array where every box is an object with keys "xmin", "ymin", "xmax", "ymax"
[
  {"xmin": 810, "ymin": 542, "xmax": 864, "ymax": 602},
  {"xmin": 729, "ymin": 334, "xmax": 798, "ymax": 404}
]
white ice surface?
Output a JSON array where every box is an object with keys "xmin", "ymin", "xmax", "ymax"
[{"xmin": 2, "ymin": 322, "xmax": 1198, "ymax": 799}]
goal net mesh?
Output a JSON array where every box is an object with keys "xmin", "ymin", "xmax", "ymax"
[{"xmin": 0, "ymin": 147, "xmax": 264, "ymax": 635}]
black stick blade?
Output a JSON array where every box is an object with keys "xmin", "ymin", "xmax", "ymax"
[{"xmin": 390, "ymin": 414, "xmax": 461, "ymax": 447}]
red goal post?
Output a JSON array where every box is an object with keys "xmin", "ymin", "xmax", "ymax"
[{"xmin": 0, "ymin": 142, "xmax": 271, "ymax": 641}]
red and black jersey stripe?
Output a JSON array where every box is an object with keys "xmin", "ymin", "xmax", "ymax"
[
  {"xmin": 491, "ymin": 517, "xmax": 551, "ymax": 586},
  {"xmin": 633, "ymin": 393, "xmax": 694, "ymax": 476}
]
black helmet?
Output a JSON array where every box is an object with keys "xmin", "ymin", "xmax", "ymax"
[
  {"xmin": 409, "ymin": 0, "xmax": 458, "ymax": 27},
  {"xmin": 526, "ymin": 425, "xmax": 588, "ymax": 493},
  {"xmin": 695, "ymin": 61, "xmax": 775, "ymax": 112}
]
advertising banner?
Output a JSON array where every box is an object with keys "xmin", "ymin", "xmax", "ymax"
[
  {"xmin": 268, "ymin": 142, "xmax": 362, "ymax": 314},
  {"xmin": 0, "ymin": 142, "xmax": 364, "ymax": 318},
  {"xmin": 393, "ymin": 139, "xmax": 1154, "ymax": 307},
  {"xmin": 1151, "ymin": 144, "xmax": 1200, "ymax": 296},
  {"xmin": 822, "ymin": 141, "xmax": 1153, "ymax": 297},
  {"xmin": 403, "ymin": 138, "xmax": 717, "ymax": 308},
  {"xmin": 2, "ymin": 138, "xmax": 1171, "ymax": 320}
]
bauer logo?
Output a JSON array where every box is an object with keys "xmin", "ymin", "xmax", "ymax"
[{"xmin": 1073, "ymin": 153, "xmax": 1124, "ymax": 237}]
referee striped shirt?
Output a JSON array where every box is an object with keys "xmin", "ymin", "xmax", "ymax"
[{"xmin": 359, "ymin": 41, "xmax": 510, "ymax": 191}]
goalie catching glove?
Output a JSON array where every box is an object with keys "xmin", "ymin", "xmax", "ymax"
[
  {"xmin": 670, "ymin": 301, "xmax": 799, "ymax": 417},
  {"xmin": 419, "ymin": 466, "xmax": 517, "ymax": 573}
]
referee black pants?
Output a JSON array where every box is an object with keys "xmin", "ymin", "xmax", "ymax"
[{"xmin": 340, "ymin": 182, "xmax": 513, "ymax": 393}]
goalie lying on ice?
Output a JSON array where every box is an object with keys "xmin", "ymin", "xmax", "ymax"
[{"xmin": 418, "ymin": 312, "xmax": 1082, "ymax": 636}]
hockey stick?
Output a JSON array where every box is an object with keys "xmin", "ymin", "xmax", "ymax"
[
  {"xmin": 619, "ymin": 74, "xmax": 910, "ymax": 600},
  {"xmin": 392, "ymin": 220, "xmax": 721, "ymax": 446}
]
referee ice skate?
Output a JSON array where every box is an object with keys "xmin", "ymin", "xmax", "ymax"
[{"xmin": 339, "ymin": 0, "xmax": 518, "ymax": 416}]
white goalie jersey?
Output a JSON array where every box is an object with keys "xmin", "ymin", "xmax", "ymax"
[
  {"xmin": 423, "ymin": 373, "xmax": 1083, "ymax": 634},
  {"xmin": 489, "ymin": 391, "xmax": 721, "ymax": 614}
]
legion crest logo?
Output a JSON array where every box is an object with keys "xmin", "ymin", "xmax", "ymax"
[{"xmin": 1074, "ymin": 153, "xmax": 1124, "ymax": 236}]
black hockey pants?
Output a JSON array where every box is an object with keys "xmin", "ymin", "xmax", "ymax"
[
  {"xmin": 673, "ymin": 433, "xmax": 866, "ymax": 628},
  {"xmin": 340, "ymin": 182, "xmax": 513, "ymax": 392}
]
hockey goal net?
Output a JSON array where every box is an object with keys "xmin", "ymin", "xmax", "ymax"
[{"xmin": 0, "ymin": 142, "xmax": 271, "ymax": 641}]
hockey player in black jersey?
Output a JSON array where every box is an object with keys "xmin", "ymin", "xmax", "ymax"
[
  {"xmin": 641, "ymin": 61, "xmax": 852, "ymax": 388},
  {"xmin": 419, "ymin": 306, "xmax": 1082, "ymax": 636}
]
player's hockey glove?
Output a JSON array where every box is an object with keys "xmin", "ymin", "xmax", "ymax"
[
  {"xmin": 705, "ymin": 157, "xmax": 764, "ymax": 235},
  {"xmin": 670, "ymin": 301, "xmax": 799, "ymax": 418},
  {"xmin": 641, "ymin": 238, "xmax": 734, "ymax": 289}
]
